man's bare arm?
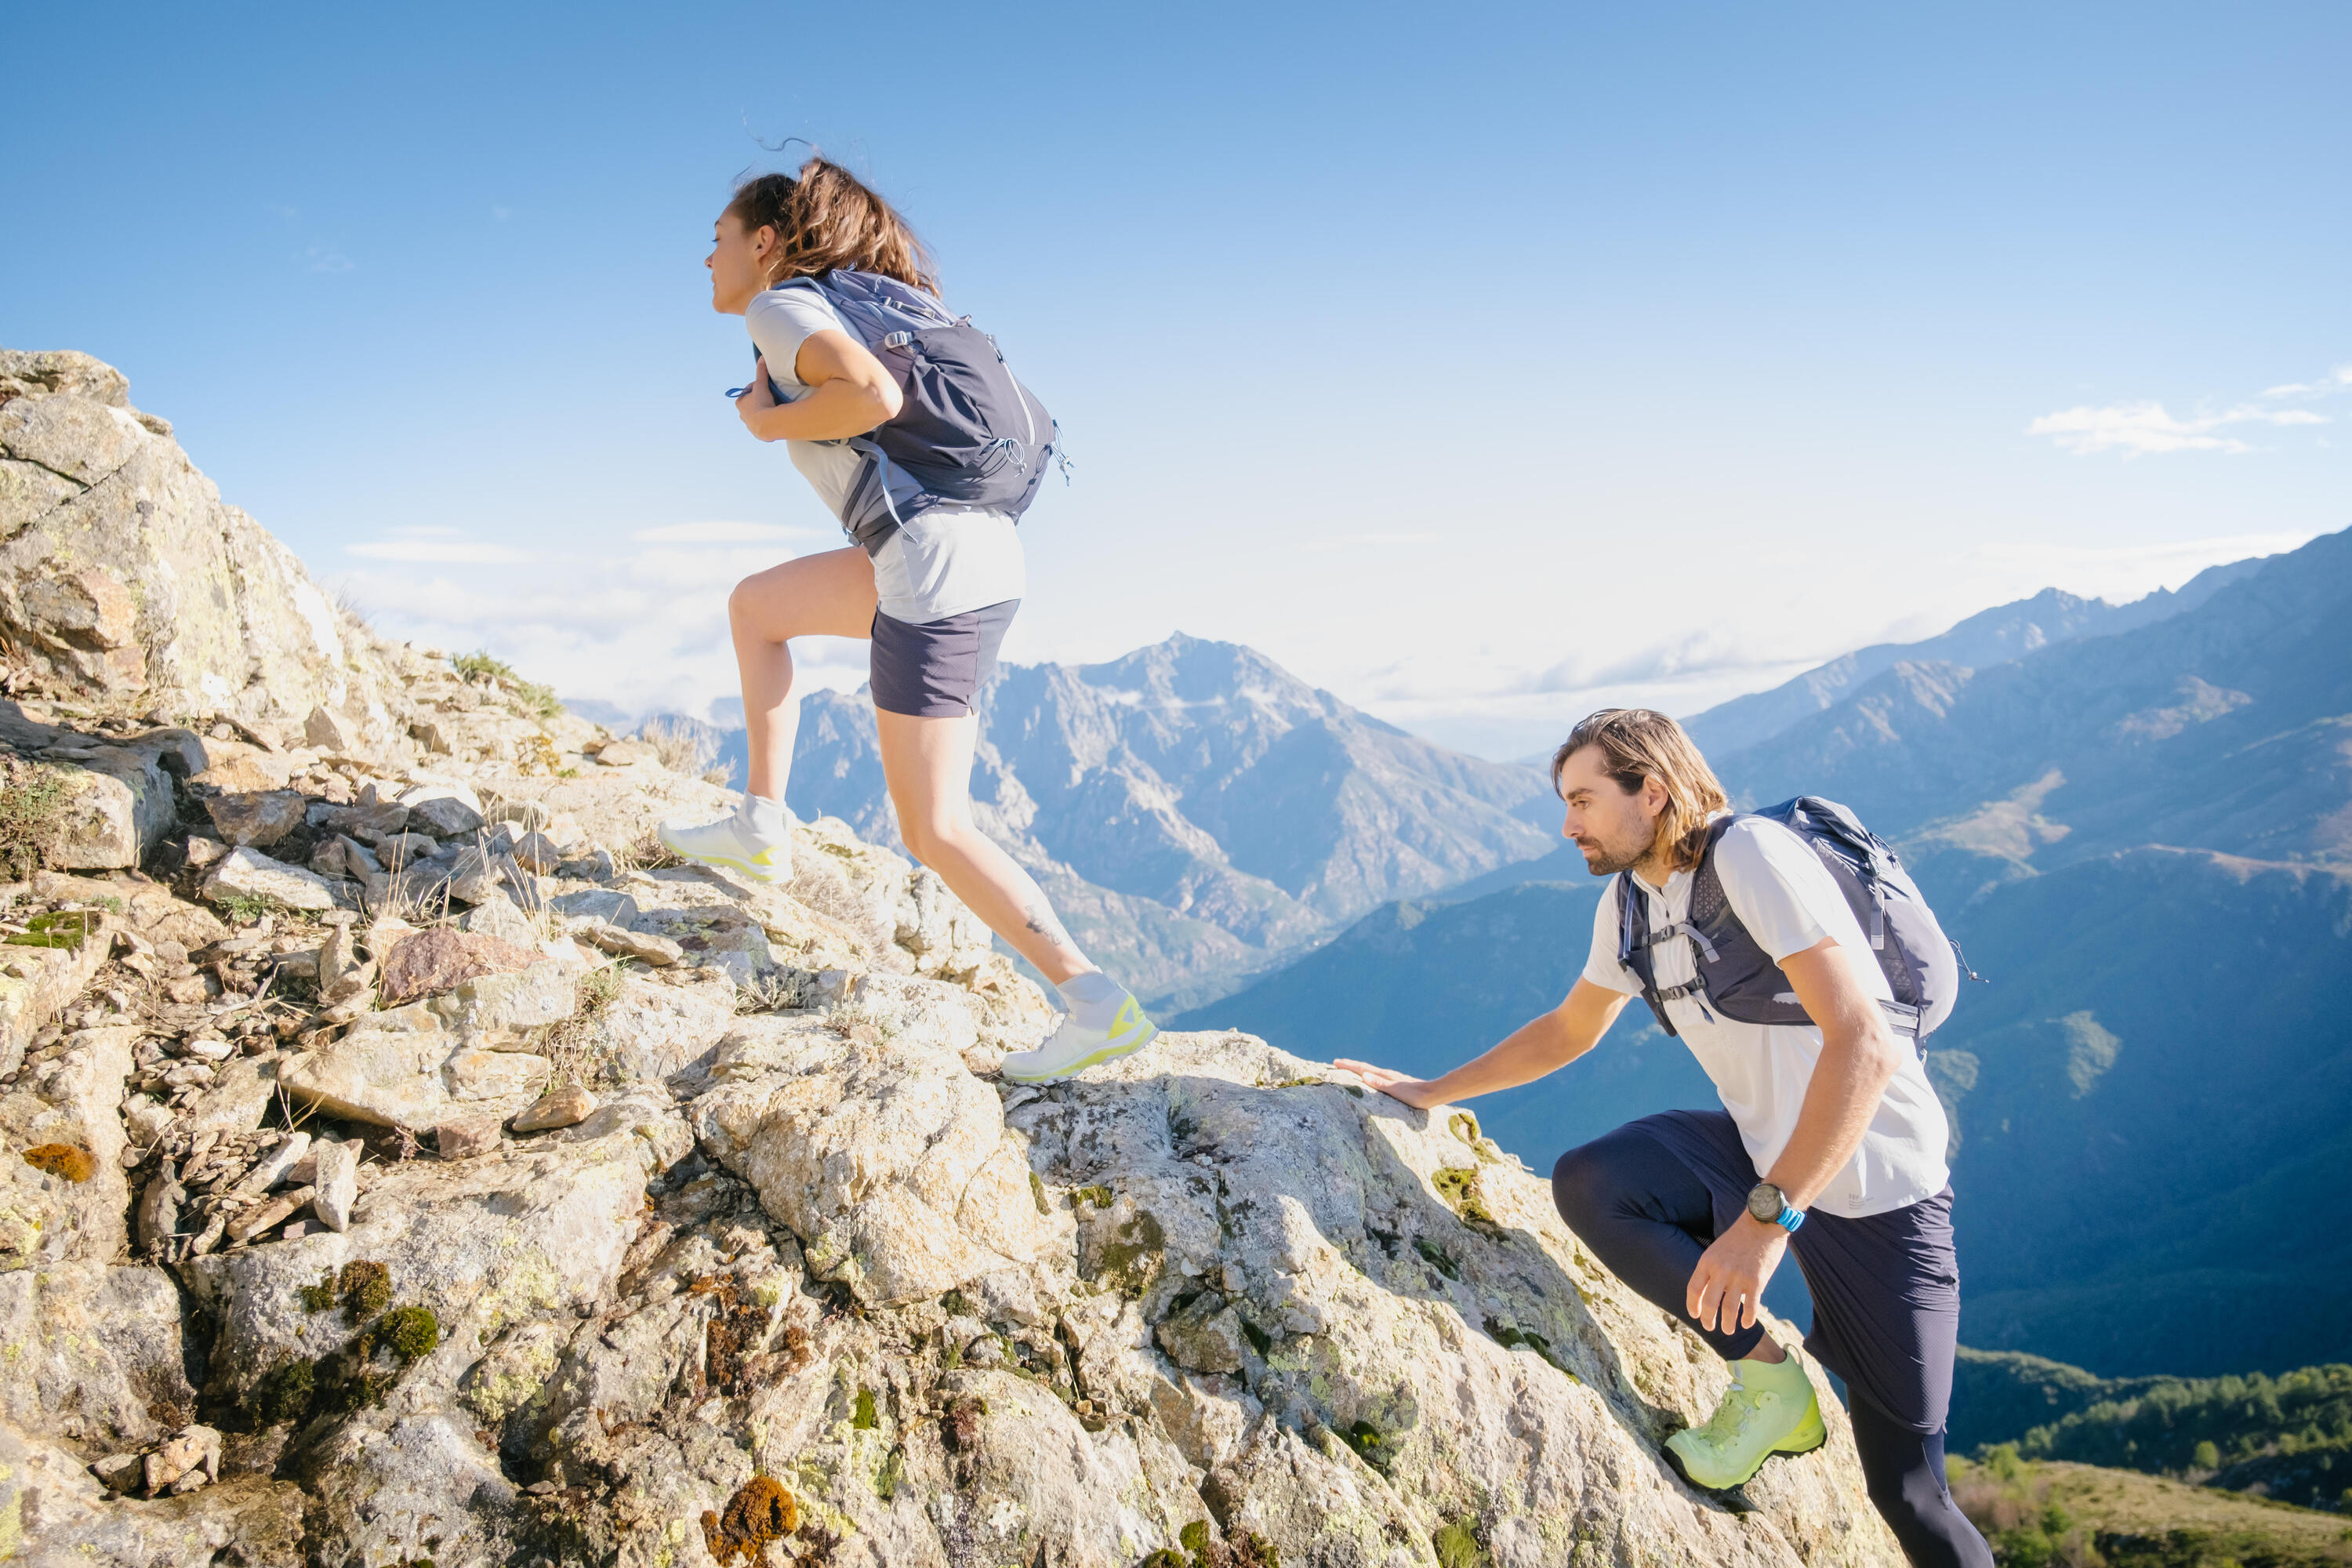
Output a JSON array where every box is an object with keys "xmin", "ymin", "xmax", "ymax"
[
  {"xmin": 1686, "ymin": 935, "xmax": 1904, "ymax": 1336},
  {"xmin": 1334, "ymin": 979, "xmax": 1632, "ymax": 1109},
  {"xmin": 1761, "ymin": 938, "xmax": 1904, "ymax": 1209}
]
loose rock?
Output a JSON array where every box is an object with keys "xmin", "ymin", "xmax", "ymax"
[
  {"xmin": 434, "ymin": 1114, "xmax": 503, "ymax": 1160},
  {"xmin": 511, "ymin": 1080, "xmax": 597, "ymax": 1133},
  {"xmin": 311, "ymin": 1138, "xmax": 359, "ymax": 1231},
  {"xmin": 203, "ymin": 846, "xmax": 339, "ymax": 912}
]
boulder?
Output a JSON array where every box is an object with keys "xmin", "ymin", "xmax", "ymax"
[
  {"xmin": 399, "ymin": 783, "xmax": 485, "ymax": 837},
  {"xmin": 202, "ymin": 846, "xmax": 339, "ymax": 912},
  {"xmin": 0, "ymin": 349, "xmax": 405, "ymax": 728},
  {"xmin": 691, "ymin": 1013, "xmax": 1057, "ymax": 1306},
  {"xmin": 632, "ymin": 902, "xmax": 773, "ymax": 985},
  {"xmin": 202, "ymin": 788, "xmax": 307, "ymax": 847},
  {"xmin": 0, "ymin": 720, "xmax": 198, "ymax": 871},
  {"xmin": 377, "ymin": 927, "xmax": 539, "ymax": 1004},
  {"xmin": 278, "ymin": 1022, "xmax": 552, "ymax": 1131},
  {"xmin": 0, "ymin": 909, "xmax": 113, "ymax": 1077}
]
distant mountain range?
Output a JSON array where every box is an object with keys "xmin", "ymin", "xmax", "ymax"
[
  {"xmin": 773, "ymin": 635, "xmax": 1559, "ymax": 1006},
  {"xmin": 1186, "ymin": 528, "xmax": 2352, "ymax": 1380}
]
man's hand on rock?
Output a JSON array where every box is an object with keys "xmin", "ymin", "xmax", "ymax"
[
  {"xmin": 1688, "ymin": 1217, "xmax": 1788, "ymax": 1338},
  {"xmin": 1332, "ymin": 1059, "xmax": 1445, "ymax": 1109}
]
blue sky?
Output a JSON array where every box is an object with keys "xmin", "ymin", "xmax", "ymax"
[{"xmin": 5, "ymin": 2, "xmax": 2346, "ymax": 757}]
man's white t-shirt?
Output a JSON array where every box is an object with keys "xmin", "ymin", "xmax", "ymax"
[
  {"xmin": 1581, "ymin": 813, "xmax": 1953, "ymax": 1218},
  {"xmin": 744, "ymin": 284, "xmax": 1025, "ymax": 625}
]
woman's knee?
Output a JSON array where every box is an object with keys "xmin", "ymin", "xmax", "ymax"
[
  {"xmin": 898, "ymin": 813, "xmax": 964, "ymax": 866},
  {"xmin": 726, "ymin": 573, "xmax": 767, "ymax": 631}
]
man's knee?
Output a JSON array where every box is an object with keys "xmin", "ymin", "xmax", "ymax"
[{"xmin": 1551, "ymin": 1142, "xmax": 1617, "ymax": 1230}]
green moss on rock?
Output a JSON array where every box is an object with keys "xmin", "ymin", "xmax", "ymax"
[{"xmin": 379, "ymin": 1304, "xmax": 441, "ymax": 1362}]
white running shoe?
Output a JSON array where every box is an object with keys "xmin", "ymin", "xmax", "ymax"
[
  {"xmin": 1000, "ymin": 991, "xmax": 1160, "ymax": 1084},
  {"xmin": 656, "ymin": 803, "xmax": 792, "ymax": 885}
]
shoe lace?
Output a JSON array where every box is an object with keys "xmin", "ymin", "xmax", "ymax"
[{"xmin": 1697, "ymin": 1383, "xmax": 1770, "ymax": 1443}]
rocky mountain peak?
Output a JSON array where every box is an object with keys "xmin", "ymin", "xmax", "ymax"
[{"xmin": 0, "ymin": 350, "xmax": 1903, "ymax": 1564}]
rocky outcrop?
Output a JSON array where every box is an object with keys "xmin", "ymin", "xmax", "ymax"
[{"xmin": 0, "ymin": 352, "xmax": 1904, "ymax": 1564}]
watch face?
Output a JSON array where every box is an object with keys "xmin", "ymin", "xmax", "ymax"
[{"xmin": 1747, "ymin": 1184, "xmax": 1784, "ymax": 1222}]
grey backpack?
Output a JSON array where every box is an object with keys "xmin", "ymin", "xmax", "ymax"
[
  {"xmin": 757, "ymin": 269, "xmax": 1062, "ymax": 549},
  {"xmin": 1615, "ymin": 797, "xmax": 1971, "ymax": 1046}
]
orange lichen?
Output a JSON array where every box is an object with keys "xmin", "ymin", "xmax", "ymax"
[
  {"xmin": 21, "ymin": 1143, "xmax": 95, "ymax": 1182},
  {"xmin": 700, "ymin": 1475, "xmax": 797, "ymax": 1565}
]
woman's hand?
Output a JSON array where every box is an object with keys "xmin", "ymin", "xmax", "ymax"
[
  {"xmin": 735, "ymin": 356, "xmax": 778, "ymax": 434},
  {"xmin": 1332, "ymin": 1059, "xmax": 1448, "ymax": 1109}
]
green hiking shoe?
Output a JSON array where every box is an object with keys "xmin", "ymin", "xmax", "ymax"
[{"xmin": 1663, "ymin": 1355, "xmax": 1828, "ymax": 1491}]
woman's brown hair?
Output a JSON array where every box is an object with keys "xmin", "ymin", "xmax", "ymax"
[
  {"xmin": 1551, "ymin": 708, "xmax": 1730, "ymax": 873},
  {"xmin": 725, "ymin": 158, "xmax": 938, "ymax": 295}
]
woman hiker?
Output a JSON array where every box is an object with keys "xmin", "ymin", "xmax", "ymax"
[{"xmin": 662, "ymin": 157, "xmax": 1157, "ymax": 1086}]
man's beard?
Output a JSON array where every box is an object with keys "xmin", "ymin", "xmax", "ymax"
[{"xmin": 1577, "ymin": 824, "xmax": 1656, "ymax": 877}]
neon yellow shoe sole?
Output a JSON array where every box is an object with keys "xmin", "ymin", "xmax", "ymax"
[
  {"xmin": 1664, "ymin": 1386, "xmax": 1828, "ymax": 1492},
  {"xmin": 656, "ymin": 825, "xmax": 791, "ymax": 885},
  {"xmin": 1001, "ymin": 1020, "xmax": 1159, "ymax": 1085}
]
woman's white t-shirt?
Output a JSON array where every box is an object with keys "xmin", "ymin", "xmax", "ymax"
[
  {"xmin": 1581, "ymin": 813, "xmax": 1954, "ymax": 1218},
  {"xmin": 744, "ymin": 284, "xmax": 1025, "ymax": 625}
]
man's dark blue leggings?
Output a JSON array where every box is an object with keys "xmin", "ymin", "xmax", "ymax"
[{"xmin": 1552, "ymin": 1115, "xmax": 1991, "ymax": 1568}]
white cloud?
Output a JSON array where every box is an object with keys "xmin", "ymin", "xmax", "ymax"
[
  {"xmin": 2029, "ymin": 361, "xmax": 2346, "ymax": 456},
  {"xmin": 630, "ymin": 520, "xmax": 817, "ymax": 544},
  {"xmin": 2259, "ymin": 365, "xmax": 2352, "ymax": 400},
  {"xmin": 330, "ymin": 538, "xmax": 870, "ymax": 724},
  {"xmin": 302, "ymin": 245, "xmax": 354, "ymax": 274},
  {"xmin": 347, "ymin": 539, "xmax": 528, "ymax": 564}
]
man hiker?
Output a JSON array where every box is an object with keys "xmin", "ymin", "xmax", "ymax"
[{"xmin": 1336, "ymin": 708, "xmax": 1991, "ymax": 1567}]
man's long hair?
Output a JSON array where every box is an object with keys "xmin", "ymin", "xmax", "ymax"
[
  {"xmin": 726, "ymin": 157, "xmax": 939, "ymax": 296},
  {"xmin": 1551, "ymin": 709, "xmax": 1730, "ymax": 873}
]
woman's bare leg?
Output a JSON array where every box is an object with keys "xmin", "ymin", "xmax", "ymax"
[
  {"xmin": 728, "ymin": 547, "xmax": 878, "ymax": 800},
  {"xmin": 875, "ymin": 708, "xmax": 1099, "ymax": 985}
]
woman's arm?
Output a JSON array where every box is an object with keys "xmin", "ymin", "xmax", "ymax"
[
  {"xmin": 736, "ymin": 329, "xmax": 904, "ymax": 442},
  {"xmin": 1334, "ymin": 979, "xmax": 1632, "ymax": 1110}
]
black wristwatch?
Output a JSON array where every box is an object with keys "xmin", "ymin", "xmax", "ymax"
[{"xmin": 1746, "ymin": 1181, "xmax": 1804, "ymax": 1234}]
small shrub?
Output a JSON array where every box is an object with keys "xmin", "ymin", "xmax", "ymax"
[
  {"xmin": 638, "ymin": 715, "xmax": 717, "ymax": 776},
  {"xmin": 452, "ymin": 651, "xmax": 561, "ymax": 719},
  {"xmin": 0, "ymin": 762, "xmax": 74, "ymax": 880},
  {"xmin": 213, "ymin": 891, "xmax": 280, "ymax": 927}
]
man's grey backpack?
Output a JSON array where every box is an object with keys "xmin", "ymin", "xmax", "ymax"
[
  {"xmin": 1615, "ymin": 797, "xmax": 1970, "ymax": 1046},
  {"xmin": 755, "ymin": 269, "xmax": 1062, "ymax": 549}
]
